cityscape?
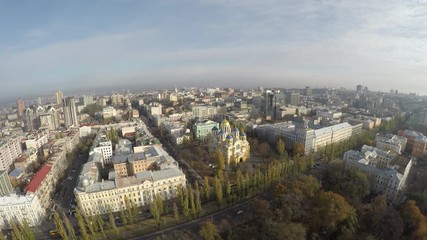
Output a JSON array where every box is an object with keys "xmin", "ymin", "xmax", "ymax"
[{"xmin": 1, "ymin": 1, "xmax": 427, "ymax": 240}]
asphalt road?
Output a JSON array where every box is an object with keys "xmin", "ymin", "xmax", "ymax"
[{"xmin": 131, "ymin": 201, "xmax": 251, "ymax": 240}]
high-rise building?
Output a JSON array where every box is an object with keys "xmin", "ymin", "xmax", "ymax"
[
  {"xmin": 304, "ymin": 86, "xmax": 312, "ymax": 96},
  {"xmin": 356, "ymin": 84, "xmax": 363, "ymax": 92},
  {"xmin": 0, "ymin": 137, "xmax": 23, "ymax": 171},
  {"xmin": 16, "ymin": 97, "xmax": 25, "ymax": 118},
  {"xmin": 0, "ymin": 170, "xmax": 13, "ymax": 196},
  {"xmin": 55, "ymin": 90, "xmax": 64, "ymax": 105},
  {"xmin": 287, "ymin": 92, "xmax": 301, "ymax": 106},
  {"xmin": 63, "ymin": 97, "xmax": 78, "ymax": 128},
  {"xmin": 37, "ymin": 97, "xmax": 42, "ymax": 106}
]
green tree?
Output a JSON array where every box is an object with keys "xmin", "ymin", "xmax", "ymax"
[
  {"xmin": 75, "ymin": 209, "xmax": 89, "ymax": 240},
  {"xmin": 54, "ymin": 212, "xmax": 69, "ymax": 240},
  {"xmin": 10, "ymin": 222, "xmax": 23, "ymax": 240},
  {"xmin": 276, "ymin": 138, "xmax": 286, "ymax": 159},
  {"xmin": 199, "ymin": 220, "xmax": 222, "ymax": 240},
  {"xmin": 0, "ymin": 230, "xmax": 5, "ymax": 240},
  {"xmin": 214, "ymin": 177, "xmax": 223, "ymax": 208},
  {"xmin": 173, "ymin": 202, "xmax": 179, "ymax": 220},
  {"xmin": 119, "ymin": 209, "xmax": 128, "ymax": 226},
  {"xmin": 95, "ymin": 215, "xmax": 106, "ymax": 239},
  {"xmin": 109, "ymin": 211, "xmax": 120, "ymax": 236},
  {"xmin": 295, "ymin": 108, "xmax": 300, "ymax": 116},
  {"xmin": 64, "ymin": 214, "xmax": 77, "ymax": 240},
  {"xmin": 188, "ymin": 186, "xmax": 196, "ymax": 218},
  {"xmin": 124, "ymin": 197, "xmax": 134, "ymax": 224},
  {"xmin": 150, "ymin": 194, "xmax": 164, "ymax": 228},
  {"xmin": 19, "ymin": 219, "xmax": 35, "ymax": 240},
  {"xmin": 204, "ymin": 177, "xmax": 211, "ymax": 202},
  {"xmin": 183, "ymin": 192, "xmax": 190, "ymax": 220}
]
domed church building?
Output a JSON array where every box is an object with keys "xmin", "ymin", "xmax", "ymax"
[{"xmin": 208, "ymin": 119, "xmax": 250, "ymax": 164}]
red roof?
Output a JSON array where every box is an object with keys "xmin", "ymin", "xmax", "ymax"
[{"xmin": 24, "ymin": 164, "xmax": 52, "ymax": 193}]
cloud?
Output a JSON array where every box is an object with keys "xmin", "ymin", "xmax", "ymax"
[
  {"xmin": 25, "ymin": 28, "xmax": 49, "ymax": 38},
  {"xmin": 1, "ymin": 0, "xmax": 427, "ymax": 101}
]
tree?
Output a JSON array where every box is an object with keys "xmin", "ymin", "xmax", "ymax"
[
  {"xmin": 54, "ymin": 212, "xmax": 69, "ymax": 240},
  {"xmin": 109, "ymin": 211, "xmax": 120, "ymax": 236},
  {"xmin": 64, "ymin": 214, "xmax": 77, "ymax": 240},
  {"xmin": 150, "ymin": 194, "xmax": 164, "ymax": 229},
  {"xmin": 119, "ymin": 209, "xmax": 128, "ymax": 226},
  {"xmin": 75, "ymin": 209, "xmax": 89, "ymax": 240},
  {"xmin": 10, "ymin": 222, "xmax": 23, "ymax": 240},
  {"xmin": 188, "ymin": 186, "xmax": 196, "ymax": 218},
  {"xmin": 258, "ymin": 142, "xmax": 271, "ymax": 158},
  {"xmin": 0, "ymin": 230, "xmax": 5, "ymax": 240},
  {"xmin": 195, "ymin": 182, "xmax": 203, "ymax": 215},
  {"xmin": 276, "ymin": 138, "xmax": 286, "ymax": 159},
  {"xmin": 124, "ymin": 197, "xmax": 134, "ymax": 224},
  {"xmin": 295, "ymin": 108, "xmax": 300, "ymax": 116},
  {"xmin": 293, "ymin": 143, "xmax": 305, "ymax": 157},
  {"xmin": 214, "ymin": 177, "xmax": 223, "ymax": 208},
  {"xmin": 216, "ymin": 149, "xmax": 225, "ymax": 170},
  {"xmin": 173, "ymin": 202, "xmax": 179, "ymax": 220},
  {"xmin": 95, "ymin": 215, "xmax": 106, "ymax": 239},
  {"xmin": 204, "ymin": 177, "xmax": 211, "ymax": 202},
  {"xmin": 199, "ymin": 220, "xmax": 222, "ymax": 240},
  {"xmin": 308, "ymin": 191, "xmax": 357, "ymax": 237},
  {"xmin": 183, "ymin": 191, "xmax": 190, "ymax": 220},
  {"xmin": 402, "ymin": 200, "xmax": 427, "ymax": 239}
]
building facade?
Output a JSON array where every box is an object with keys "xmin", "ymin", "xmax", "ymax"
[
  {"xmin": 0, "ymin": 194, "xmax": 45, "ymax": 228},
  {"xmin": 193, "ymin": 120, "xmax": 219, "ymax": 141},
  {"xmin": 344, "ymin": 145, "xmax": 413, "ymax": 201},
  {"xmin": 63, "ymin": 97, "xmax": 79, "ymax": 129},
  {"xmin": 209, "ymin": 119, "xmax": 250, "ymax": 164},
  {"xmin": 0, "ymin": 136, "xmax": 23, "ymax": 171}
]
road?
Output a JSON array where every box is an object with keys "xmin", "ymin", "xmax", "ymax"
[
  {"xmin": 131, "ymin": 201, "xmax": 251, "ymax": 240},
  {"xmin": 32, "ymin": 152, "xmax": 87, "ymax": 240}
]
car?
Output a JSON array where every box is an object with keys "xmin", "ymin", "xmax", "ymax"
[
  {"xmin": 68, "ymin": 176, "xmax": 73, "ymax": 181},
  {"xmin": 236, "ymin": 210, "xmax": 244, "ymax": 215}
]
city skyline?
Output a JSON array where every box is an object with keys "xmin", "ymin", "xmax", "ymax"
[{"xmin": 1, "ymin": 0, "xmax": 426, "ymax": 102}]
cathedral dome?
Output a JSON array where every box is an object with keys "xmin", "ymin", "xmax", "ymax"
[{"xmin": 221, "ymin": 119, "xmax": 230, "ymax": 127}]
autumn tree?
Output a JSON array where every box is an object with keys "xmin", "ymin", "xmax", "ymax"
[
  {"xmin": 216, "ymin": 149, "xmax": 225, "ymax": 170},
  {"xmin": 293, "ymin": 143, "xmax": 305, "ymax": 157},
  {"xmin": 204, "ymin": 177, "xmax": 211, "ymax": 202},
  {"xmin": 199, "ymin": 220, "xmax": 222, "ymax": 240},
  {"xmin": 258, "ymin": 142, "xmax": 271, "ymax": 158},
  {"xmin": 276, "ymin": 138, "xmax": 286, "ymax": 159},
  {"xmin": 308, "ymin": 191, "xmax": 357, "ymax": 237}
]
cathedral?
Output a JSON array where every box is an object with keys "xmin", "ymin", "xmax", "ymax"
[{"xmin": 209, "ymin": 119, "xmax": 250, "ymax": 164}]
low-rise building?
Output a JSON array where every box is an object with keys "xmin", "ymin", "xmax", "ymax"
[
  {"xmin": 399, "ymin": 130, "xmax": 427, "ymax": 157},
  {"xmin": 193, "ymin": 120, "xmax": 219, "ymax": 141},
  {"xmin": 375, "ymin": 133, "xmax": 407, "ymax": 154},
  {"xmin": 91, "ymin": 134, "xmax": 113, "ymax": 165}
]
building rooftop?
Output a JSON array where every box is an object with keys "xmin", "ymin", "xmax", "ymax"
[
  {"xmin": 24, "ymin": 164, "xmax": 51, "ymax": 193},
  {"xmin": 0, "ymin": 193, "xmax": 37, "ymax": 205}
]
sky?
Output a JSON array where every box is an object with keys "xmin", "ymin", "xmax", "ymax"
[{"xmin": 0, "ymin": 0, "xmax": 427, "ymax": 102}]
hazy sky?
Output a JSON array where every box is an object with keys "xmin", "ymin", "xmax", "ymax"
[{"xmin": 1, "ymin": 0, "xmax": 427, "ymax": 101}]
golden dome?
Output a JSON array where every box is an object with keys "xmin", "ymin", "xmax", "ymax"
[{"xmin": 221, "ymin": 119, "xmax": 230, "ymax": 128}]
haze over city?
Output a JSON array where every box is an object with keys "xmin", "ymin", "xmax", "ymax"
[{"xmin": 1, "ymin": 0, "xmax": 426, "ymax": 101}]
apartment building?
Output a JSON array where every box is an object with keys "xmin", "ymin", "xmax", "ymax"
[
  {"xmin": 0, "ymin": 194, "xmax": 45, "ymax": 228},
  {"xmin": 375, "ymin": 133, "xmax": 407, "ymax": 154},
  {"xmin": 344, "ymin": 145, "xmax": 413, "ymax": 201},
  {"xmin": 399, "ymin": 130, "xmax": 427, "ymax": 157},
  {"xmin": 0, "ymin": 136, "xmax": 23, "ymax": 171}
]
